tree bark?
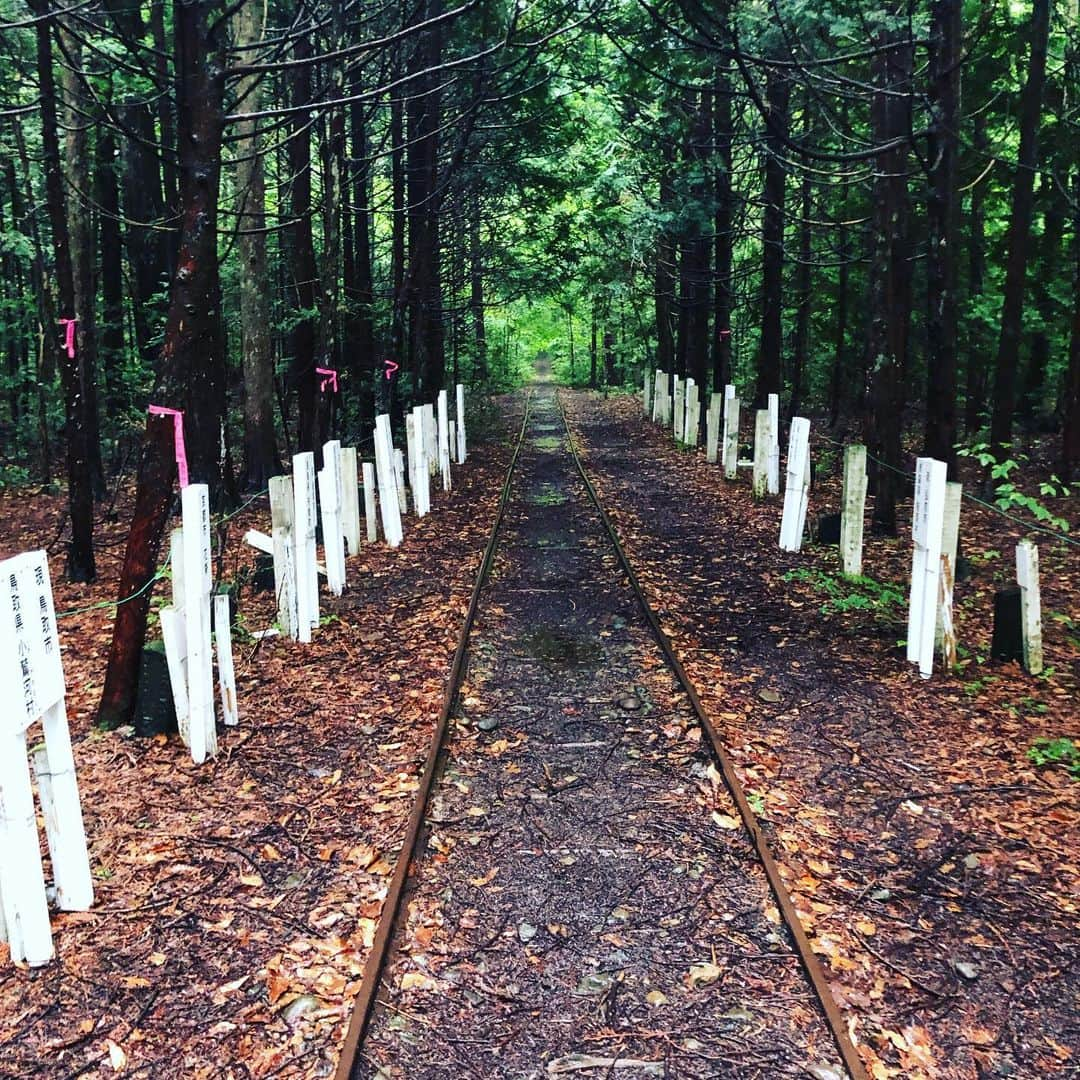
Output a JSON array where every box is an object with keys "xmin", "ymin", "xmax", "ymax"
[
  {"xmin": 32, "ymin": 4, "xmax": 96, "ymax": 581},
  {"xmin": 756, "ymin": 63, "xmax": 789, "ymax": 407},
  {"xmin": 712, "ymin": 52, "xmax": 734, "ymax": 393},
  {"xmin": 865, "ymin": 17, "xmax": 913, "ymax": 535},
  {"xmin": 964, "ymin": 110, "xmax": 989, "ymax": 433},
  {"xmin": 988, "ymin": 0, "xmax": 1051, "ymax": 468},
  {"xmin": 924, "ymin": 0, "xmax": 962, "ymax": 475},
  {"xmin": 234, "ymin": 0, "xmax": 279, "ymax": 488},
  {"xmin": 95, "ymin": 121, "xmax": 126, "ymax": 423},
  {"xmin": 655, "ymin": 139, "xmax": 676, "ymax": 376}
]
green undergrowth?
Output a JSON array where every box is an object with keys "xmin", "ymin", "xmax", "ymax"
[
  {"xmin": 1027, "ymin": 737, "xmax": 1080, "ymax": 780},
  {"xmin": 783, "ymin": 566, "xmax": 906, "ymax": 620}
]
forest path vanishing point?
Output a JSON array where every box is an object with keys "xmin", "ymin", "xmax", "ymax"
[{"xmin": 345, "ymin": 369, "xmax": 859, "ymax": 1079}]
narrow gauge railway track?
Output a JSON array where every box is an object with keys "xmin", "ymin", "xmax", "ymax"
[{"xmin": 335, "ymin": 380, "xmax": 867, "ymax": 1080}]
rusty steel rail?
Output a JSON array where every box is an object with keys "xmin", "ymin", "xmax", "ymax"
[
  {"xmin": 334, "ymin": 392, "xmax": 533, "ymax": 1080},
  {"xmin": 558, "ymin": 393, "xmax": 869, "ymax": 1080}
]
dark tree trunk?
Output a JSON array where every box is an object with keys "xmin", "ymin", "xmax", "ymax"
[
  {"xmin": 346, "ymin": 90, "xmax": 376, "ymax": 423},
  {"xmin": 469, "ymin": 190, "xmax": 487, "ymax": 381},
  {"xmin": 655, "ymin": 141, "xmax": 676, "ymax": 376},
  {"xmin": 712, "ymin": 51, "xmax": 734, "ymax": 393},
  {"xmin": 32, "ymin": 6, "xmax": 95, "ymax": 581},
  {"xmin": 286, "ymin": 36, "xmax": 320, "ymax": 453},
  {"xmin": 924, "ymin": 0, "xmax": 962, "ymax": 475},
  {"xmin": 1023, "ymin": 172, "xmax": 1063, "ymax": 421},
  {"xmin": 790, "ymin": 112, "xmax": 812, "ymax": 420},
  {"xmin": 96, "ymin": 123, "xmax": 125, "ymax": 423},
  {"xmin": 964, "ymin": 110, "xmax": 989, "ymax": 433},
  {"xmin": 685, "ymin": 89, "xmax": 711, "ymax": 391},
  {"xmin": 589, "ymin": 302, "xmax": 598, "ymax": 389},
  {"xmin": 756, "ymin": 64, "xmax": 789, "ymax": 407},
  {"xmin": 988, "ymin": 0, "xmax": 1051, "ymax": 467},
  {"xmin": 1062, "ymin": 172, "xmax": 1080, "ymax": 481},
  {"xmin": 235, "ymin": 0, "xmax": 279, "ymax": 488},
  {"xmin": 865, "ymin": 19, "xmax": 913, "ymax": 536}
]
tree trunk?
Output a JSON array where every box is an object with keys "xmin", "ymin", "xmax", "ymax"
[
  {"xmin": 865, "ymin": 17, "xmax": 913, "ymax": 536},
  {"xmin": 655, "ymin": 140, "xmax": 676, "ymax": 376},
  {"xmin": 470, "ymin": 190, "xmax": 487, "ymax": 381},
  {"xmin": 1023, "ymin": 172, "xmax": 1063, "ymax": 422},
  {"xmin": 286, "ymin": 36, "xmax": 320, "ymax": 454},
  {"xmin": 96, "ymin": 121, "xmax": 125, "ymax": 424},
  {"xmin": 99, "ymin": 0, "xmax": 228, "ymax": 728},
  {"xmin": 589, "ymin": 302, "xmax": 598, "ymax": 389},
  {"xmin": 790, "ymin": 110, "xmax": 812, "ymax": 420},
  {"xmin": 924, "ymin": 0, "xmax": 962, "ymax": 475},
  {"xmin": 712, "ymin": 51, "xmax": 733, "ymax": 393},
  {"xmin": 234, "ymin": 0, "xmax": 279, "ymax": 488},
  {"xmin": 685, "ymin": 89, "xmax": 711, "ymax": 390},
  {"xmin": 964, "ymin": 110, "xmax": 989, "ymax": 433},
  {"xmin": 33, "ymin": 5, "xmax": 95, "ymax": 581},
  {"xmin": 988, "ymin": 0, "xmax": 1051, "ymax": 468},
  {"xmin": 346, "ymin": 89, "xmax": 376, "ymax": 423},
  {"xmin": 756, "ymin": 64, "xmax": 789, "ymax": 407}
]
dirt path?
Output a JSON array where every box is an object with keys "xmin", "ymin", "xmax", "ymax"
[
  {"xmin": 562, "ymin": 391, "xmax": 1079, "ymax": 1080},
  {"xmin": 360, "ymin": 376, "xmax": 846, "ymax": 1078}
]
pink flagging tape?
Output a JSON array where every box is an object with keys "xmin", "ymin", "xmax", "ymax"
[
  {"xmin": 317, "ymin": 367, "xmax": 339, "ymax": 393},
  {"xmin": 59, "ymin": 318, "xmax": 77, "ymax": 358},
  {"xmin": 148, "ymin": 405, "xmax": 189, "ymax": 488},
  {"xmin": 384, "ymin": 358, "xmax": 399, "ymax": 380}
]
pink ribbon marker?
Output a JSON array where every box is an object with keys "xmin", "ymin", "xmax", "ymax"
[
  {"xmin": 384, "ymin": 358, "xmax": 400, "ymax": 381},
  {"xmin": 316, "ymin": 367, "xmax": 339, "ymax": 393},
  {"xmin": 148, "ymin": 405, "xmax": 189, "ymax": 488},
  {"xmin": 719, "ymin": 327, "xmax": 732, "ymax": 338},
  {"xmin": 59, "ymin": 318, "xmax": 77, "ymax": 359}
]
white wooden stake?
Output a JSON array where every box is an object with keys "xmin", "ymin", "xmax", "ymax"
[
  {"xmin": 935, "ymin": 481, "xmax": 963, "ymax": 650},
  {"xmin": 423, "ymin": 403, "xmax": 438, "ymax": 477},
  {"xmin": 213, "ymin": 594, "xmax": 238, "ymax": 726},
  {"xmin": 840, "ymin": 444, "xmax": 868, "ymax": 578},
  {"xmin": 643, "ymin": 370, "xmax": 652, "ymax": 416},
  {"xmin": 685, "ymin": 381, "xmax": 700, "ymax": 446},
  {"xmin": 752, "ymin": 409, "xmax": 770, "ymax": 499},
  {"xmin": 906, "ymin": 457, "xmax": 947, "ymax": 678},
  {"xmin": 939, "ymin": 553, "xmax": 958, "ymax": 670},
  {"xmin": 268, "ymin": 476, "xmax": 298, "ymax": 638},
  {"xmin": 394, "ymin": 448, "xmax": 408, "ymax": 514},
  {"xmin": 651, "ymin": 371, "xmax": 665, "ymax": 423},
  {"xmin": 767, "ymin": 393, "xmax": 780, "ymax": 495},
  {"xmin": 720, "ymin": 383, "xmax": 736, "ymax": 460},
  {"xmin": 706, "ymin": 393, "xmax": 721, "ymax": 464},
  {"xmin": 181, "ymin": 484, "xmax": 216, "ymax": 762},
  {"xmin": 673, "ymin": 377, "xmax": 684, "ymax": 442},
  {"xmin": 779, "ymin": 418, "xmax": 811, "ymax": 552},
  {"xmin": 362, "ymin": 462, "xmax": 378, "ymax": 543},
  {"xmin": 437, "ymin": 390, "xmax": 452, "ymax": 491},
  {"xmin": 340, "ymin": 448, "xmax": 361, "ymax": 557},
  {"xmin": 410, "ymin": 405, "xmax": 430, "ymax": 516},
  {"xmin": 0, "ymin": 729, "xmax": 53, "ymax": 966},
  {"xmin": 456, "ymin": 383, "xmax": 467, "ymax": 463},
  {"xmin": 292, "ymin": 452, "xmax": 319, "ymax": 642},
  {"xmin": 162, "ymin": 528, "xmax": 190, "ymax": 741},
  {"xmin": 374, "ymin": 415, "xmax": 403, "ymax": 546},
  {"xmin": 723, "ymin": 395, "xmax": 740, "ymax": 480},
  {"xmin": 448, "ymin": 420, "xmax": 457, "ymax": 472},
  {"xmin": 319, "ymin": 440, "xmax": 346, "ymax": 597},
  {"xmin": 1016, "ymin": 539, "xmax": 1043, "ymax": 675}
]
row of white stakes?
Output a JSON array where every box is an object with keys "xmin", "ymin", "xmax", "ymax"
[
  {"xmin": 242, "ymin": 385, "xmax": 467, "ymax": 648},
  {"xmin": 643, "ymin": 370, "xmax": 1043, "ymax": 680},
  {"xmin": 0, "ymin": 550, "xmax": 94, "ymax": 967}
]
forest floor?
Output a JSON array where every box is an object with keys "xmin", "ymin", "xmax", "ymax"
[
  {"xmin": 0, "ymin": 397, "xmax": 522, "ymax": 1078},
  {"xmin": 562, "ymin": 390, "xmax": 1079, "ymax": 1080},
  {"xmin": 0, "ymin": 384, "xmax": 1077, "ymax": 1080}
]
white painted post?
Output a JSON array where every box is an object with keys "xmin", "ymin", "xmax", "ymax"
[
  {"xmin": 374, "ymin": 415, "xmax": 403, "ymax": 546},
  {"xmin": 767, "ymin": 393, "xmax": 780, "ymax": 495},
  {"xmin": 0, "ymin": 550, "xmax": 94, "ymax": 967},
  {"xmin": 213, "ymin": 594, "xmax": 238, "ymax": 726},
  {"xmin": 651, "ymin": 371, "xmax": 665, "ymax": 423},
  {"xmin": 673, "ymin": 377, "xmax": 684, "ymax": 442},
  {"xmin": 406, "ymin": 414, "xmax": 422, "ymax": 518},
  {"xmin": 437, "ymin": 389, "xmax": 452, "ymax": 491},
  {"xmin": 643, "ymin": 370, "xmax": 651, "ymax": 417},
  {"xmin": 269, "ymin": 476, "xmax": 299, "ymax": 638},
  {"xmin": 840, "ymin": 445, "xmax": 868, "ymax": 578},
  {"xmin": 292, "ymin": 452, "xmax": 319, "ymax": 642},
  {"xmin": 162, "ymin": 527, "xmax": 190, "ymax": 741},
  {"xmin": 723, "ymin": 395, "xmax": 740, "ymax": 480},
  {"xmin": 720, "ymin": 383, "xmax": 736, "ymax": 460},
  {"xmin": 939, "ymin": 553, "xmax": 958, "ymax": 670},
  {"xmin": 340, "ymin": 447, "xmax": 362, "ymax": 557},
  {"xmin": 394, "ymin": 448, "xmax": 408, "ymax": 514},
  {"xmin": 456, "ymin": 383, "xmax": 467, "ymax": 463},
  {"xmin": 753, "ymin": 409, "xmax": 770, "ymax": 499},
  {"xmin": 686, "ymin": 381, "xmax": 700, "ymax": 446},
  {"xmin": 410, "ymin": 405, "xmax": 431, "ymax": 516},
  {"xmin": 181, "ymin": 484, "xmax": 216, "ymax": 762},
  {"xmin": 906, "ymin": 457, "xmax": 947, "ymax": 678},
  {"xmin": 423, "ymin": 403, "xmax": 438, "ymax": 477},
  {"xmin": 319, "ymin": 440, "xmax": 345, "ymax": 597},
  {"xmin": 935, "ymin": 481, "xmax": 963, "ymax": 649},
  {"xmin": 706, "ymin": 393, "xmax": 721, "ymax": 464},
  {"xmin": 448, "ymin": 420, "xmax": 457, "ymax": 472},
  {"xmin": 779, "ymin": 418, "xmax": 812, "ymax": 552},
  {"xmin": 362, "ymin": 462, "xmax": 378, "ymax": 543},
  {"xmin": 1016, "ymin": 539, "xmax": 1043, "ymax": 675}
]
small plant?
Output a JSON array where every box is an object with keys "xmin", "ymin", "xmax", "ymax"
[
  {"xmin": 1027, "ymin": 737, "xmax": 1080, "ymax": 780},
  {"xmin": 956, "ymin": 442, "xmax": 1072, "ymax": 533},
  {"xmin": 783, "ymin": 567, "xmax": 905, "ymax": 619}
]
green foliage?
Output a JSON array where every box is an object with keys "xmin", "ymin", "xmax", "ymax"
[
  {"xmin": 782, "ymin": 567, "xmax": 906, "ymax": 619},
  {"xmin": 956, "ymin": 443, "xmax": 1072, "ymax": 532},
  {"xmin": 1027, "ymin": 737, "xmax": 1080, "ymax": 780}
]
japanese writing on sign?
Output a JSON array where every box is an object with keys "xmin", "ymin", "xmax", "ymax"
[{"xmin": 0, "ymin": 550, "xmax": 65, "ymax": 734}]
